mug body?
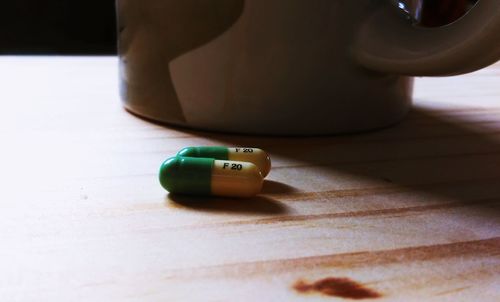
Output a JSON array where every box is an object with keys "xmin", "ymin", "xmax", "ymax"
[{"xmin": 117, "ymin": 0, "xmax": 413, "ymax": 135}]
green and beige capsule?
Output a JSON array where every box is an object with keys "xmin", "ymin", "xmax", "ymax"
[{"xmin": 159, "ymin": 157, "xmax": 263, "ymax": 198}]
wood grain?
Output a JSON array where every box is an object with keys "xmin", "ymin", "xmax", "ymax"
[{"xmin": 0, "ymin": 57, "xmax": 499, "ymax": 301}]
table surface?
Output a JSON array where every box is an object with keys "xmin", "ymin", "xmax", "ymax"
[{"xmin": 0, "ymin": 57, "xmax": 499, "ymax": 301}]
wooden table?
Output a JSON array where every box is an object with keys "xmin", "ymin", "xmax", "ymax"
[{"xmin": 0, "ymin": 57, "xmax": 499, "ymax": 301}]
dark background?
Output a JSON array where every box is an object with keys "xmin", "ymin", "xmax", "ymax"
[
  {"xmin": 0, "ymin": 0, "xmax": 478, "ymax": 55},
  {"xmin": 0, "ymin": 0, "xmax": 116, "ymax": 54}
]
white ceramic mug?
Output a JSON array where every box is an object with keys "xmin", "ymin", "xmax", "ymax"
[{"xmin": 117, "ymin": 0, "xmax": 500, "ymax": 135}]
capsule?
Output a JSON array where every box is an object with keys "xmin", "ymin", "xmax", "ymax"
[
  {"xmin": 177, "ymin": 147, "xmax": 271, "ymax": 177},
  {"xmin": 159, "ymin": 157, "xmax": 263, "ymax": 198}
]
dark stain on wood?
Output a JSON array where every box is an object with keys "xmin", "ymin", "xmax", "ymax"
[{"xmin": 293, "ymin": 277, "xmax": 382, "ymax": 299}]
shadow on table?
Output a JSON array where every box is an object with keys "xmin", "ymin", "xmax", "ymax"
[
  {"xmin": 163, "ymin": 102, "xmax": 500, "ymax": 215},
  {"xmin": 167, "ymin": 188, "xmax": 290, "ymax": 215}
]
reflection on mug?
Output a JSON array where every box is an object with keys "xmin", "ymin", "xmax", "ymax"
[{"xmin": 397, "ymin": 0, "xmax": 478, "ymax": 26}]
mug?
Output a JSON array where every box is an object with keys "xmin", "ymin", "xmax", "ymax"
[{"xmin": 117, "ymin": 0, "xmax": 500, "ymax": 135}]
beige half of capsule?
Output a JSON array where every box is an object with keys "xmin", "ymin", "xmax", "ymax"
[
  {"xmin": 211, "ymin": 160, "xmax": 264, "ymax": 198},
  {"xmin": 227, "ymin": 148, "xmax": 271, "ymax": 177}
]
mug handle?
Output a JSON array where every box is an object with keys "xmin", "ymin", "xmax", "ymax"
[{"xmin": 353, "ymin": 0, "xmax": 500, "ymax": 76}]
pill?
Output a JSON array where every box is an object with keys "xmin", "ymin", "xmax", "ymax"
[
  {"xmin": 177, "ymin": 147, "xmax": 271, "ymax": 177},
  {"xmin": 159, "ymin": 157, "xmax": 263, "ymax": 198}
]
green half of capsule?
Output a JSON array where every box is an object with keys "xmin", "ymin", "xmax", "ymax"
[
  {"xmin": 159, "ymin": 157, "xmax": 213, "ymax": 195},
  {"xmin": 177, "ymin": 146, "xmax": 229, "ymax": 160}
]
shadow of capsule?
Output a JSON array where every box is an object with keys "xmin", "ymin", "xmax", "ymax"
[
  {"xmin": 166, "ymin": 192, "xmax": 290, "ymax": 216},
  {"xmin": 261, "ymin": 180, "xmax": 301, "ymax": 195}
]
